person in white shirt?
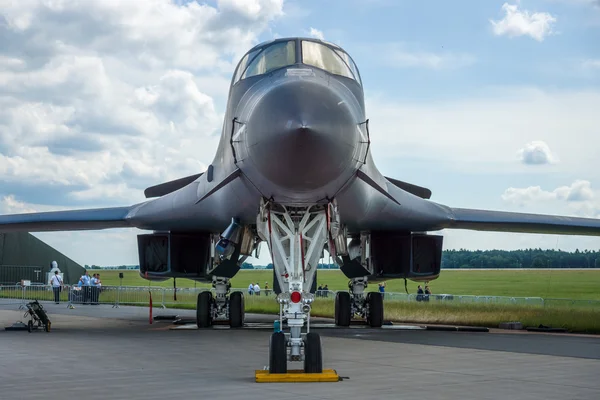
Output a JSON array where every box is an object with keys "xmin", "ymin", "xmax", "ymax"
[
  {"xmin": 90, "ymin": 274, "xmax": 100, "ymax": 305},
  {"xmin": 50, "ymin": 270, "xmax": 63, "ymax": 304},
  {"xmin": 80, "ymin": 271, "xmax": 91, "ymax": 304},
  {"xmin": 96, "ymin": 273, "xmax": 102, "ymax": 303},
  {"xmin": 253, "ymin": 283, "xmax": 261, "ymax": 296},
  {"xmin": 248, "ymin": 283, "xmax": 254, "ymax": 296}
]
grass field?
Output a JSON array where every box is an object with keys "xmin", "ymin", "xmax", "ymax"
[
  {"xmin": 176, "ymin": 296, "xmax": 600, "ymax": 334},
  {"xmin": 95, "ymin": 269, "xmax": 600, "ymax": 300},
  {"xmin": 7, "ymin": 269, "xmax": 597, "ymax": 333}
]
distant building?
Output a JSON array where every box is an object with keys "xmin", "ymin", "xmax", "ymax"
[{"xmin": 0, "ymin": 232, "xmax": 85, "ymax": 285}]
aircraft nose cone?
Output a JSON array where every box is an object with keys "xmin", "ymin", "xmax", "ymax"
[{"xmin": 246, "ymin": 79, "xmax": 358, "ymax": 192}]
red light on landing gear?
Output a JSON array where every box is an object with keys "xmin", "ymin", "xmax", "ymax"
[{"xmin": 290, "ymin": 291, "xmax": 302, "ymax": 303}]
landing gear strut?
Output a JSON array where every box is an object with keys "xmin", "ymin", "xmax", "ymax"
[
  {"xmin": 257, "ymin": 200, "xmax": 327, "ymax": 373},
  {"xmin": 196, "ymin": 276, "xmax": 245, "ymax": 328},
  {"xmin": 335, "ymin": 277, "xmax": 383, "ymax": 327}
]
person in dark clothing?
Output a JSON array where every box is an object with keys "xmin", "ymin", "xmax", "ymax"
[
  {"xmin": 323, "ymin": 284, "xmax": 329, "ymax": 297},
  {"xmin": 423, "ymin": 285, "xmax": 431, "ymax": 302},
  {"xmin": 416, "ymin": 285, "xmax": 424, "ymax": 302},
  {"xmin": 317, "ymin": 284, "xmax": 323, "ymax": 297}
]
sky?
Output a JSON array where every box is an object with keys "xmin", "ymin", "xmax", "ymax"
[{"xmin": 0, "ymin": 0, "xmax": 600, "ymax": 267}]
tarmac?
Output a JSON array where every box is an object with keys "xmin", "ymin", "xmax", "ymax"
[{"xmin": 0, "ymin": 303, "xmax": 599, "ymax": 400}]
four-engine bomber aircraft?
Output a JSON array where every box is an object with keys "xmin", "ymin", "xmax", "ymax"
[{"xmin": 3, "ymin": 37, "xmax": 600, "ymax": 373}]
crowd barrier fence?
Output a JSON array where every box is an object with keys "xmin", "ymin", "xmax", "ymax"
[{"xmin": 0, "ymin": 284, "xmax": 596, "ymax": 310}]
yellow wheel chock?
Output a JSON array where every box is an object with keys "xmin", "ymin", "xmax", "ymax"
[{"xmin": 255, "ymin": 369, "xmax": 340, "ymax": 383}]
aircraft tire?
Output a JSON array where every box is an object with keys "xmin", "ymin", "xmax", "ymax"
[
  {"xmin": 303, "ymin": 332, "xmax": 323, "ymax": 373},
  {"xmin": 269, "ymin": 331, "xmax": 287, "ymax": 373},
  {"xmin": 368, "ymin": 292, "xmax": 384, "ymax": 328},
  {"xmin": 335, "ymin": 291, "xmax": 351, "ymax": 327},
  {"xmin": 229, "ymin": 291, "xmax": 244, "ymax": 328},
  {"xmin": 197, "ymin": 291, "xmax": 213, "ymax": 328}
]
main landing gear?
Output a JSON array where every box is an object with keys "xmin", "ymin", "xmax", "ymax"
[
  {"xmin": 257, "ymin": 201, "xmax": 328, "ymax": 374},
  {"xmin": 335, "ymin": 277, "xmax": 383, "ymax": 327},
  {"xmin": 196, "ymin": 276, "xmax": 245, "ymax": 328}
]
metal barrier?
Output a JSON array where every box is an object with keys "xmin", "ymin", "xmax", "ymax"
[
  {"xmin": 0, "ymin": 284, "xmax": 597, "ymax": 310},
  {"xmin": 0, "ymin": 285, "xmax": 27, "ymax": 307}
]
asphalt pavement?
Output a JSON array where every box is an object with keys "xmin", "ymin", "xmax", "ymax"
[{"xmin": 0, "ymin": 303, "xmax": 598, "ymax": 400}]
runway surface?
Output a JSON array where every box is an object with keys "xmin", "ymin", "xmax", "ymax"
[{"xmin": 0, "ymin": 303, "xmax": 598, "ymax": 400}]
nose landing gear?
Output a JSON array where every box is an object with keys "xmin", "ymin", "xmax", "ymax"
[{"xmin": 257, "ymin": 200, "xmax": 328, "ymax": 373}]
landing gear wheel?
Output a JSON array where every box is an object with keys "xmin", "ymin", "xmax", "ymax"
[
  {"xmin": 303, "ymin": 332, "xmax": 323, "ymax": 373},
  {"xmin": 334, "ymin": 291, "xmax": 351, "ymax": 327},
  {"xmin": 229, "ymin": 291, "xmax": 244, "ymax": 328},
  {"xmin": 27, "ymin": 320, "xmax": 33, "ymax": 333},
  {"xmin": 367, "ymin": 292, "xmax": 384, "ymax": 328},
  {"xmin": 269, "ymin": 331, "xmax": 287, "ymax": 374},
  {"xmin": 197, "ymin": 291, "xmax": 213, "ymax": 328}
]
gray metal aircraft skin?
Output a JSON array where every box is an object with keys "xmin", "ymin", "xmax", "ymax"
[{"xmin": 2, "ymin": 37, "xmax": 600, "ymax": 238}]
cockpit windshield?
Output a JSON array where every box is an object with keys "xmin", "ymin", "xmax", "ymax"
[
  {"xmin": 235, "ymin": 40, "xmax": 296, "ymax": 82},
  {"xmin": 333, "ymin": 49, "xmax": 361, "ymax": 85},
  {"xmin": 232, "ymin": 39, "xmax": 361, "ymax": 85},
  {"xmin": 301, "ymin": 41, "xmax": 359, "ymax": 83}
]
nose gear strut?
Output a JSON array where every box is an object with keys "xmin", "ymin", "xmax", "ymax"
[{"xmin": 257, "ymin": 199, "xmax": 329, "ymax": 373}]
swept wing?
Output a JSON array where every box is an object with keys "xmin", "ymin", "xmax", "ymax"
[
  {"xmin": 441, "ymin": 207, "xmax": 600, "ymax": 236},
  {"xmin": 0, "ymin": 206, "xmax": 137, "ymax": 233}
]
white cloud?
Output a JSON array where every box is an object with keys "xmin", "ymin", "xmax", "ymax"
[
  {"xmin": 309, "ymin": 27, "xmax": 325, "ymax": 40},
  {"xmin": 0, "ymin": 0, "xmax": 282, "ymax": 203},
  {"xmin": 0, "ymin": 0, "xmax": 284, "ymax": 265},
  {"xmin": 502, "ymin": 180, "xmax": 598, "ymax": 215},
  {"xmin": 490, "ymin": 3, "xmax": 557, "ymax": 41},
  {"xmin": 1, "ymin": 195, "xmax": 40, "ymax": 214},
  {"xmin": 502, "ymin": 185, "xmax": 558, "ymax": 204},
  {"xmin": 517, "ymin": 141, "xmax": 558, "ymax": 165},
  {"xmin": 0, "ymin": 195, "xmax": 77, "ymax": 215}
]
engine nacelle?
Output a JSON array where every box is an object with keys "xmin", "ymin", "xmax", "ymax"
[
  {"xmin": 137, "ymin": 232, "xmax": 212, "ymax": 282},
  {"xmin": 339, "ymin": 231, "xmax": 443, "ymax": 282}
]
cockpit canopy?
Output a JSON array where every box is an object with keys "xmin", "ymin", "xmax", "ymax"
[{"xmin": 233, "ymin": 38, "xmax": 361, "ymax": 85}]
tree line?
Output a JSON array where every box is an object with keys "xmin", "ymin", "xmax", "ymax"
[{"xmin": 442, "ymin": 249, "xmax": 600, "ymax": 269}]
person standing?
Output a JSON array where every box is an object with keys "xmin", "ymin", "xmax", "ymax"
[
  {"xmin": 50, "ymin": 270, "xmax": 63, "ymax": 304},
  {"xmin": 90, "ymin": 274, "xmax": 99, "ymax": 304},
  {"xmin": 253, "ymin": 282, "xmax": 261, "ymax": 296},
  {"xmin": 424, "ymin": 285, "xmax": 431, "ymax": 302},
  {"xmin": 416, "ymin": 285, "xmax": 424, "ymax": 302},
  {"xmin": 96, "ymin": 273, "xmax": 102, "ymax": 303},
  {"xmin": 378, "ymin": 282, "xmax": 386, "ymax": 300},
  {"xmin": 80, "ymin": 271, "xmax": 91, "ymax": 304},
  {"xmin": 248, "ymin": 282, "xmax": 254, "ymax": 296}
]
